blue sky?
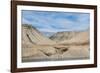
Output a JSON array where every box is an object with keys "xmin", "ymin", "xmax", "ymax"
[{"xmin": 22, "ymin": 10, "xmax": 90, "ymax": 33}]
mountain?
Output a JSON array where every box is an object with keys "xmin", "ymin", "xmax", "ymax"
[
  {"xmin": 59, "ymin": 31, "xmax": 89, "ymax": 45},
  {"xmin": 22, "ymin": 24, "xmax": 90, "ymax": 62},
  {"xmin": 22, "ymin": 24, "xmax": 57, "ymax": 62},
  {"xmin": 49, "ymin": 30, "xmax": 90, "ymax": 60},
  {"xmin": 50, "ymin": 31, "xmax": 89, "ymax": 45},
  {"xmin": 22, "ymin": 24, "xmax": 56, "ymax": 45},
  {"xmin": 50, "ymin": 31, "xmax": 80, "ymax": 42}
]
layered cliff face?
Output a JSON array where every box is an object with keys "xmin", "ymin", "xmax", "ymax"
[
  {"xmin": 22, "ymin": 24, "xmax": 57, "ymax": 62},
  {"xmin": 22, "ymin": 24, "xmax": 90, "ymax": 62},
  {"xmin": 22, "ymin": 24, "xmax": 56, "ymax": 45}
]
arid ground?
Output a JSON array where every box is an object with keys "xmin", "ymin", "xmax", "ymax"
[{"xmin": 22, "ymin": 24, "xmax": 90, "ymax": 62}]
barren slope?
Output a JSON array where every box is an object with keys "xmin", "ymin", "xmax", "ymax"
[
  {"xmin": 50, "ymin": 30, "xmax": 90, "ymax": 60},
  {"xmin": 22, "ymin": 24, "xmax": 57, "ymax": 61},
  {"xmin": 22, "ymin": 24, "xmax": 90, "ymax": 62},
  {"xmin": 50, "ymin": 31, "xmax": 89, "ymax": 45}
]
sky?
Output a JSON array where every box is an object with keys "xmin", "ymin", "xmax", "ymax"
[{"xmin": 22, "ymin": 10, "xmax": 90, "ymax": 33}]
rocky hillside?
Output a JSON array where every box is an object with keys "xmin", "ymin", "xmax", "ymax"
[
  {"xmin": 22, "ymin": 24, "xmax": 57, "ymax": 61},
  {"xmin": 22, "ymin": 24, "xmax": 90, "ymax": 62},
  {"xmin": 50, "ymin": 31, "xmax": 89, "ymax": 45},
  {"xmin": 50, "ymin": 31, "xmax": 80, "ymax": 42},
  {"xmin": 22, "ymin": 24, "xmax": 56, "ymax": 46}
]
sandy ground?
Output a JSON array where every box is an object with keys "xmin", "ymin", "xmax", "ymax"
[
  {"xmin": 22, "ymin": 24, "xmax": 90, "ymax": 62},
  {"xmin": 22, "ymin": 44, "xmax": 89, "ymax": 62}
]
